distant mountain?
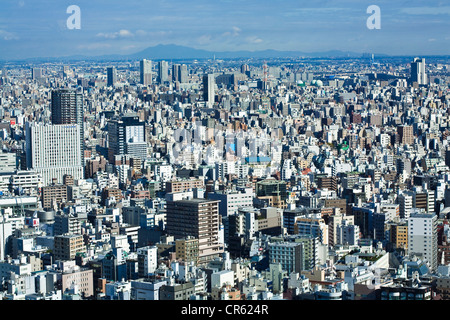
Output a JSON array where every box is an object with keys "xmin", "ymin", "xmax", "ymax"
[
  {"xmin": 129, "ymin": 44, "xmax": 365, "ymax": 60},
  {"xmin": 1, "ymin": 43, "xmax": 388, "ymax": 62}
]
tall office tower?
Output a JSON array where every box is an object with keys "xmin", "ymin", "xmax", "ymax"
[
  {"xmin": 179, "ymin": 64, "xmax": 188, "ymax": 83},
  {"xmin": 172, "ymin": 64, "xmax": 188, "ymax": 84},
  {"xmin": 166, "ymin": 199, "xmax": 224, "ymax": 264},
  {"xmin": 411, "ymin": 57, "xmax": 427, "ymax": 85},
  {"xmin": 202, "ymin": 73, "xmax": 215, "ymax": 106},
  {"xmin": 51, "ymin": 89, "xmax": 84, "ymax": 166},
  {"xmin": 158, "ymin": 60, "xmax": 169, "ymax": 84},
  {"xmin": 107, "ymin": 66, "xmax": 117, "ymax": 87},
  {"xmin": 31, "ymin": 68, "xmax": 42, "ymax": 80},
  {"xmin": 107, "ymin": 114, "xmax": 146, "ymax": 164},
  {"xmin": 172, "ymin": 64, "xmax": 180, "ymax": 82},
  {"xmin": 408, "ymin": 213, "xmax": 437, "ymax": 272},
  {"xmin": 25, "ymin": 123, "xmax": 84, "ymax": 186},
  {"xmin": 397, "ymin": 125, "xmax": 414, "ymax": 145},
  {"xmin": 241, "ymin": 64, "xmax": 249, "ymax": 74},
  {"xmin": 140, "ymin": 59, "xmax": 152, "ymax": 85}
]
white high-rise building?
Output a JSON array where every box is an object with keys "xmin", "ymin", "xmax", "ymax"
[
  {"xmin": 408, "ymin": 213, "xmax": 437, "ymax": 272},
  {"xmin": 140, "ymin": 59, "xmax": 152, "ymax": 85},
  {"xmin": 398, "ymin": 191, "xmax": 414, "ymax": 219},
  {"xmin": 411, "ymin": 57, "xmax": 427, "ymax": 85},
  {"xmin": 203, "ymin": 73, "xmax": 215, "ymax": 107},
  {"xmin": 25, "ymin": 122, "xmax": 83, "ymax": 186},
  {"xmin": 158, "ymin": 60, "xmax": 169, "ymax": 84}
]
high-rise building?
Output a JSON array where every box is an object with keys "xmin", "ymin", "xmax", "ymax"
[
  {"xmin": 107, "ymin": 66, "xmax": 117, "ymax": 87},
  {"xmin": 107, "ymin": 114, "xmax": 146, "ymax": 163},
  {"xmin": 172, "ymin": 64, "xmax": 180, "ymax": 82},
  {"xmin": 166, "ymin": 199, "xmax": 224, "ymax": 264},
  {"xmin": 140, "ymin": 59, "xmax": 152, "ymax": 85},
  {"xmin": 25, "ymin": 123, "xmax": 84, "ymax": 186},
  {"xmin": 411, "ymin": 57, "xmax": 427, "ymax": 85},
  {"xmin": 158, "ymin": 60, "xmax": 169, "ymax": 84},
  {"xmin": 202, "ymin": 73, "xmax": 215, "ymax": 106},
  {"xmin": 31, "ymin": 68, "xmax": 42, "ymax": 80},
  {"xmin": 51, "ymin": 89, "xmax": 84, "ymax": 166},
  {"xmin": 408, "ymin": 213, "xmax": 437, "ymax": 272},
  {"xmin": 179, "ymin": 64, "xmax": 188, "ymax": 83},
  {"xmin": 173, "ymin": 64, "xmax": 188, "ymax": 83}
]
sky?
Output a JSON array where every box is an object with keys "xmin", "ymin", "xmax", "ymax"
[{"xmin": 0, "ymin": 0, "xmax": 449, "ymax": 60}]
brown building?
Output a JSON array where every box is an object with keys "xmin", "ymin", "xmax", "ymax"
[
  {"xmin": 211, "ymin": 284, "xmax": 242, "ymax": 300},
  {"xmin": 316, "ymin": 176, "xmax": 337, "ymax": 191},
  {"xmin": 388, "ymin": 222, "xmax": 408, "ymax": 250},
  {"xmin": 166, "ymin": 179, "xmax": 204, "ymax": 193},
  {"xmin": 175, "ymin": 236, "xmax": 199, "ymax": 265},
  {"xmin": 166, "ymin": 199, "xmax": 223, "ymax": 265},
  {"xmin": 323, "ymin": 198, "xmax": 347, "ymax": 214},
  {"xmin": 61, "ymin": 268, "xmax": 94, "ymax": 298},
  {"xmin": 397, "ymin": 125, "xmax": 414, "ymax": 145},
  {"xmin": 54, "ymin": 234, "xmax": 86, "ymax": 261},
  {"xmin": 85, "ymin": 156, "xmax": 107, "ymax": 179},
  {"xmin": 41, "ymin": 184, "xmax": 69, "ymax": 210},
  {"xmin": 101, "ymin": 187, "xmax": 123, "ymax": 205}
]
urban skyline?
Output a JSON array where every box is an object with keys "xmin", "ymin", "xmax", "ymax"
[{"xmin": 1, "ymin": 1, "xmax": 450, "ymax": 60}]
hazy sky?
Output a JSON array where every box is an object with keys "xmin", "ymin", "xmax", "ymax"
[{"xmin": 0, "ymin": 0, "xmax": 449, "ymax": 60}]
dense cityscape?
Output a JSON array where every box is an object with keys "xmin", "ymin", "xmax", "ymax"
[{"xmin": 0, "ymin": 52, "xmax": 448, "ymax": 303}]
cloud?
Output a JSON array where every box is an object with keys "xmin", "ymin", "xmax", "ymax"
[
  {"xmin": 222, "ymin": 26, "xmax": 241, "ymax": 37},
  {"xmin": 197, "ymin": 34, "xmax": 212, "ymax": 44},
  {"xmin": 0, "ymin": 30, "xmax": 19, "ymax": 40},
  {"xmin": 96, "ymin": 29, "xmax": 134, "ymax": 39},
  {"xmin": 135, "ymin": 30, "xmax": 173, "ymax": 38},
  {"xmin": 246, "ymin": 36, "xmax": 263, "ymax": 44}
]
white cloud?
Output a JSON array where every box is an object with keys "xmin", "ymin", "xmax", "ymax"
[
  {"xmin": 246, "ymin": 36, "xmax": 263, "ymax": 44},
  {"xmin": 0, "ymin": 30, "xmax": 19, "ymax": 40},
  {"xmin": 197, "ymin": 34, "xmax": 212, "ymax": 44},
  {"xmin": 222, "ymin": 26, "xmax": 241, "ymax": 37},
  {"xmin": 96, "ymin": 29, "xmax": 134, "ymax": 39}
]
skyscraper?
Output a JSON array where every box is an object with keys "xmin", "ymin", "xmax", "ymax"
[
  {"xmin": 173, "ymin": 64, "xmax": 188, "ymax": 83},
  {"xmin": 25, "ymin": 123, "xmax": 84, "ymax": 186},
  {"xmin": 158, "ymin": 60, "xmax": 169, "ymax": 84},
  {"xmin": 179, "ymin": 64, "xmax": 188, "ymax": 83},
  {"xmin": 107, "ymin": 114, "xmax": 146, "ymax": 163},
  {"xmin": 107, "ymin": 66, "xmax": 117, "ymax": 87},
  {"xmin": 411, "ymin": 57, "xmax": 427, "ymax": 85},
  {"xmin": 140, "ymin": 59, "xmax": 152, "ymax": 85},
  {"xmin": 202, "ymin": 73, "xmax": 215, "ymax": 106},
  {"xmin": 51, "ymin": 89, "xmax": 84, "ymax": 166}
]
